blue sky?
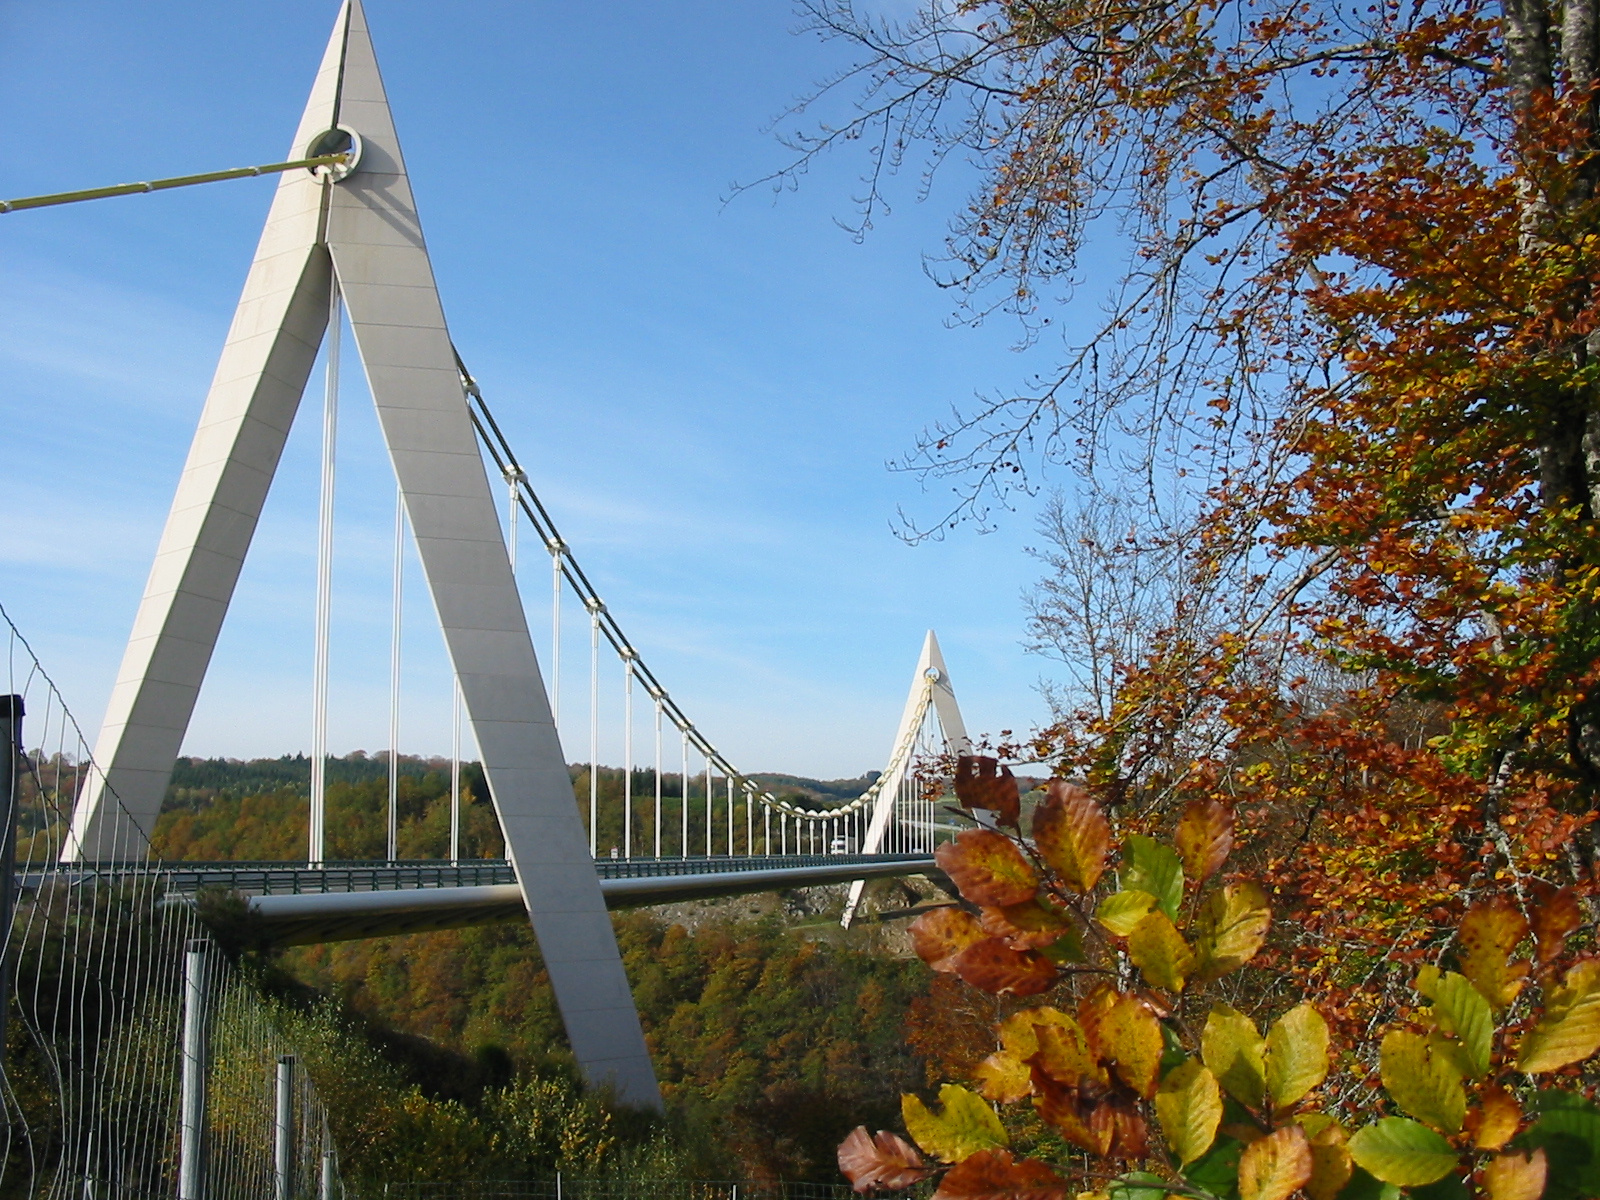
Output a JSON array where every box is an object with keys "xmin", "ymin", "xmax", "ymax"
[{"xmin": 0, "ymin": 0, "xmax": 1074, "ymax": 779}]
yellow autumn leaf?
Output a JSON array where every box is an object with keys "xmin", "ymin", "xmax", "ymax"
[
  {"xmin": 1265, "ymin": 1003, "xmax": 1329, "ymax": 1114},
  {"xmin": 1127, "ymin": 910, "xmax": 1195, "ymax": 992},
  {"xmin": 997, "ymin": 1006, "xmax": 1077, "ymax": 1061},
  {"xmin": 1516, "ymin": 959, "xmax": 1600, "ymax": 1073},
  {"xmin": 1154, "ymin": 1058, "xmax": 1222, "ymax": 1165},
  {"xmin": 1379, "ymin": 1029, "xmax": 1465, "ymax": 1134},
  {"xmin": 1203, "ymin": 1003, "xmax": 1267, "ymax": 1111},
  {"xmin": 1192, "ymin": 880, "xmax": 1271, "ymax": 980},
  {"xmin": 1095, "ymin": 889, "xmax": 1159, "ymax": 937},
  {"xmin": 973, "ymin": 1052, "xmax": 1032, "ymax": 1104},
  {"xmin": 1033, "ymin": 1020, "xmax": 1105, "ymax": 1088},
  {"xmin": 1458, "ymin": 899, "xmax": 1529, "ymax": 1011},
  {"xmin": 901, "ymin": 1084, "xmax": 1008, "ymax": 1163},
  {"xmin": 1100, "ymin": 992, "xmax": 1164, "ymax": 1098},
  {"xmin": 1481, "ymin": 1148, "xmax": 1547, "ymax": 1200},
  {"xmin": 1238, "ymin": 1125, "xmax": 1312, "ymax": 1200},
  {"xmin": 1305, "ymin": 1121, "xmax": 1352, "ymax": 1200}
]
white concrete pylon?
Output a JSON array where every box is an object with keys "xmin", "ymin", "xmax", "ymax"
[
  {"xmin": 67, "ymin": 0, "xmax": 661, "ymax": 1111},
  {"xmin": 839, "ymin": 630, "xmax": 970, "ymax": 927}
]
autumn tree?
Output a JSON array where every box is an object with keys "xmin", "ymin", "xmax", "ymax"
[
  {"xmin": 839, "ymin": 762, "xmax": 1600, "ymax": 1198},
  {"xmin": 769, "ymin": 0, "xmax": 1600, "ymax": 996}
]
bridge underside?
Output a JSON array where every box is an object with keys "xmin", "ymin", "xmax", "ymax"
[{"xmin": 34, "ymin": 855, "xmax": 943, "ymax": 945}]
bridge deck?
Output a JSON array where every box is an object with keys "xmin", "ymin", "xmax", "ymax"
[
  {"xmin": 30, "ymin": 853, "xmax": 931, "ymax": 895},
  {"xmin": 27, "ymin": 855, "xmax": 945, "ymax": 944}
]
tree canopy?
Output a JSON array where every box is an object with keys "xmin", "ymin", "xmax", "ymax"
[
  {"xmin": 778, "ymin": 0, "xmax": 1600, "ymax": 960},
  {"xmin": 792, "ymin": 2, "xmax": 1600, "ymax": 1192}
]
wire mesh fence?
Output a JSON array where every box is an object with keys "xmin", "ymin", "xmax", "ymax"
[{"xmin": 2, "ymin": 605, "xmax": 346, "ymax": 1200}]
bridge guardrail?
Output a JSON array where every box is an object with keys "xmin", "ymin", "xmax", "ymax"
[{"xmin": 20, "ymin": 854, "xmax": 937, "ymax": 897}]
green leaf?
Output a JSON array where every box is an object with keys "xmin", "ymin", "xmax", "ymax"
[
  {"xmin": 1334, "ymin": 1168, "xmax": 1403, "ymax": 1200},
  {"xmin": 1184, "ymin": 1135, "xmax": 1245, "ymax": 1198},
  {"xmin": 1407, "ymin": 1174, "xmax": 1469, "ymax": 1200},
  {"xmin": 1106, "ymin": 1172, "xmax": 1169, "ymax": 1200},
  {"xmin": 1122, "ymin": 835, "xmax": 1183, "ymax": 920},
  {"xmin": 1155, "ymin": 1058, "xmax": 1222, "ymax": 1165},
  {"xmin": 1347, "ymin": 1117, "xmax": 1459, "ymax": 1187},
  {"xmin": 1203, "ymin": 1003, "xmax": 1266, "ymax": 1111},
  {"xmin": 1522, "ymin": 1092, "xmax": 1600, "ymax": 1200},
  {"xmin": 1265, "ymin": 1003, "xmax": 1329, "ymax": 1113},
  {"xmin": 901, "ymin": 1084, "xmax": 1008, "ymax": 1163},
  {"xmin": 1096, "ymin": 889, "xmax": 1159, "ymax": 937},
  {"xmin": 1159, "ymin": 1021, "xmax": 1187, "ymax": 1074},
  {"xmin": 1040, "ymin": 924, "xmax": 1087, "ymax": 964},
  {"xmin": 1417, "ymin": 969, "xmax": 1493, "ymax": 1078},
  {"xmin": 1127, "ymin": 910, "xmax": 1195, "ymax": 992}
]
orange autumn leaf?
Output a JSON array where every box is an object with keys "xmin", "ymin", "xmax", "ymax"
[
  {"xmin": 1176, "ymin": 796, "xmax": 1234, "ymax": 887},
  {"xmin": 1092, "ymin": 1097, "xmax": 1149, "ymax": 1160},
  {"xmin": 936, "ymin": 830, "xmax": 1039, "ymax": 907},
  {"xmin": 954, "ymin": 757, "xmax": 1021, "ymax": 827},
  {"xmin": 1029, "ymin": 1068, "xmax": 1101, "ymax": 1154},
  {"xmin": 1469, "ymin": 1086, "xmax": 1523, "ymax": 1151},
  {"xmin": 931, "ymin": 1149, "xmax": 1066, "ymax": 1200},
  {"xmin": 1458, "ymin": 898, "xmax": 1529, "ymax": 1010},
  {"xmin": 980, "ymin": 900, "xmax": 1073, "ymax": 950},
  {"xmin": 1529, "ymin": 882, "xmax": 1583, "ymax": 966},
  {"xmin": 1031, "ymin": 781, "xmax": 1110, "ymax": 893},
  {"xmin": 910, "ymin": 907, "xmax": 985, "ymax": 973},
  {"xmin": 1481, "ymin": 1148, "xmax": 1546, "ymax": 1200},
  {"xmin": 950, "ymin": 938, "xmax": 1058, "ymax": 996},
  {"xmin": 1238, "ymin": 1125, "xmax": 1313, "ymax": 1200},
  {"xmin": 838, "ymin": 1126, "xmax": 928, "ymax": 1192}
]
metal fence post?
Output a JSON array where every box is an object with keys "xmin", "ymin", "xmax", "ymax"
[
  {"xmin": 320, "ymin": 1111, "xmax": 335, "ymax": 1200},
  {"xmin": 0, "ymin": 695, "xmax": 21, "ymax": 1073},
  {"xmin": 178, "ymin": 939, "xmax": 212, "ymax": 1200},
  {"xmin": 275, "ymin": 1055, "xmax": 296, "ymax": 1200}
]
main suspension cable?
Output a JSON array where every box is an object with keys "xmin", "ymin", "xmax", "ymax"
[
  {"xmin": 454, "ymin": 351, "xmax": 932, "ymax": 842},
  {"xmin": 0, "ymin": 153, "xmax": 351, "ymax": 214}
]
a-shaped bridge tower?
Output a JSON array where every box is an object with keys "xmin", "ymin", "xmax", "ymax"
[{"xmin": 61, "ymin": 1, "xmax": 973, "ymax": 1113}]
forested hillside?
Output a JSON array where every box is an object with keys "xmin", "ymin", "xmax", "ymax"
[
  {"xmin": 281, "ymin": 910, "xmax": 932, "ymax": 1182},
  {"xmin": 154, "ymin": 754, "xmax": 863, "ymax": 862},
  {"xmin": 156, "ymin": 754, "xmax": 938, "ymax": 1183}
]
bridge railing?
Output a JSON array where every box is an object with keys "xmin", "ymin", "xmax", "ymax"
[{"xmin": 23, "ymin": 853, "xmax": 939, "ymax": 896}]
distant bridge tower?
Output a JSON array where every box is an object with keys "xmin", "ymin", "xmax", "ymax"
[
  {"xmin": 65, "ymin": 0, "xmax": 661, "ymax": 1110},
  {"xmin": 840, "ymin": 630, "xmax": 970, "ymax": 927}
]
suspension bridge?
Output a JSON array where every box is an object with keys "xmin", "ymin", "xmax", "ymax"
[{"xmin": 0, "ymin": 2, "xmax": 983, "ymax": 1193}]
